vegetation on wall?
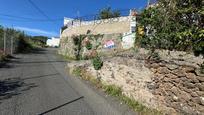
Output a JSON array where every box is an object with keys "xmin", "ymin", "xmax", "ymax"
[
  {"xmin": 71, "ymin": 34, "xmax": 103, "ymax": 60},
  {"xmin": 136, "ymin": 0, "xmax": 204, "ymax": 74},
  {"xmin": 61, "ymin": 26, "xmax": 68, "ymax": 34},
  {"xmin": 71, "ymin": 34, "xmax": 104, "ymax": 70},
  {"xmin": 71, "ymin": 35, "xmax": 86, "ymax": 60},
  {"xmin": 85, "ymin": 42, "xmax": 92, "ymax": 50}
]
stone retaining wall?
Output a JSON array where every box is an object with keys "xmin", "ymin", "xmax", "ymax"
[
  {"xmin": 58, "ymin": 33, "xmax": 123, "ymax": 59},
  {"xmin": 67, "ymin": 48, "xmax": 204, "ymax": 114},
  {"xmin": 67, "ymin": 57, "xmax": 161, "ymax": 110},
  {"xmin": 146, "ymin": 60, "xmax": 204, "ymax": 114}
]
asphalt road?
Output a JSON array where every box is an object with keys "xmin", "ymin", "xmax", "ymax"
[{"xmin": 0, "ymin": 48, "xmax": 135, "ymax": 115}]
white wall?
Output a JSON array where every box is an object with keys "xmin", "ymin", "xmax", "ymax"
[
  {"xmin": 47, "ymin": 37, "xmax": 60, "ymax": 47},
  {"xmin": 122, "ymin": 33, "xmax": 135, "ymax": 49},
  {"xmin": 64, "ymin": 17, "xmax": 74, "ymax": 26}
]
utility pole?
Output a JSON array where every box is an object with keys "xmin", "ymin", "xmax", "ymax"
[
  {"xmin": 3, "ymin": 29, "xmax": 6, "ymax": 54},
  {"xmin": 11, "ymin": 36, "xmax": 13, "ymax": 55},
  {"xmin": 11, "ymin": 25, "xmax": 14, "ymax": 55}
]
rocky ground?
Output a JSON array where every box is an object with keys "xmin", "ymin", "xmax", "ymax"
[{"xmin": 67, "ymin": 48, "xmax": 204, "ymax": 114}]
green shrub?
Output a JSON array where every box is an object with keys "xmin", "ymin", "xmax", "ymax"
[
  {"xmin": 98, "ymin": 7, "xmax": 121, "ymax": 19},
  {"xmin": 0, "ymin": 52, "xmax": 9, "ymax": 62},
  {"xmin": 103, "ymin": 85, "xmax": 122, "ymax": 97},
  {"xmin": 0, "ymin": 54, "xmax": 6, "ymax": 61},
  {"xmin": 92, "ymin": 56, "xmax": 103, "ymax": 70},
  {"xmin": 148, "ymin": 51, "xmax": 160, "ymax": 61},
  {"xmin": 17, "ymin": 35, "xmax": 33, "ymax": 53},
  {"xmin": 136, "ymin": 0, "xmax": 204, "ymax": 54},
  {"xmin": 72, "ymin": 35, "xmax": 85, "ymax": 60},
  {"xmin": 72, "ymin": 35, "xmax": 79, "ymax": 45},
  {"xmin": 72, "ymin": 67, "xmax": 82, "ymax": 77},
  {"xmin": 86, "ymin": 42, "xmax": 92, "ymax": 50}
]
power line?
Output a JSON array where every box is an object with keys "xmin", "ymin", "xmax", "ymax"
[
  {"xmin": 28, "ymin": 0, "xmax": 57, "ymax": 25},
  {"xmin": 0, "ymin": 17, "xmax": 61, "ymax": 22},
  {"xmin": 0, "ymin": 13, "xmax": 62, "ymax": 21},
  {"xmin": 0, "ymin": 13, "xmax": 46, "ymax": 21}
]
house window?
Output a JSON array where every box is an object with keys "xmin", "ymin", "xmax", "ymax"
[{"xmin": 131, "ymin": 27, "xmax": 136, "ymax": 33}]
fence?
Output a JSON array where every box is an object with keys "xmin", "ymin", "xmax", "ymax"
[{"xmin": 0, "ymin": 29, "xmax": 19, "ymax": 55}]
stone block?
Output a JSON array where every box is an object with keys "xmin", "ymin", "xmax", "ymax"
[{"xmin": 157, "ymin": 67, "xmax": 170, "ymax": 74}]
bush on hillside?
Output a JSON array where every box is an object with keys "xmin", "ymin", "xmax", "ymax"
[
  {"xmin": 92, "ymin": 56, "xmax": 103, "ymax": 70},
  {"xmin": 85, "ymin": 42, "xmax": 92, "ymax": 50},
  {"xmin": 17, "ymin": 34, "xmax": 33, "ymax": 53}
]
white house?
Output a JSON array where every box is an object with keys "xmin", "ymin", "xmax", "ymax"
[
  {"xmin": 64, "ymin": 17, "xmax": 74, "ymax": 26},
  {"xmin": 46, "ymin": 37, "xmax": 60, "ymax": 47}
]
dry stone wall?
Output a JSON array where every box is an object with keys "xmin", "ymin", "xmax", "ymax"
[
  {"xmin": 67, "ymin": 57, "xmax": 162, "ymax": 110},
  {"xmin": 67, "ymin": 48, "xmax": 204, "ymax": 114},
  {"xmin": 58, "ymin": 33, "xmax": 123, "ymax": 59},
  {"xmin": 146, "ymin": 60, "xmax": 204, "ymax": 115}
]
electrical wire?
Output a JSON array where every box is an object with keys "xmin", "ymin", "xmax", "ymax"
[
  {"xmin": 0, "ymin": 13, "xmax": 62, "ymax": 22},
  {"xmin": 27, "ymin": 0, "xmax": 58, "ymax": 25}
]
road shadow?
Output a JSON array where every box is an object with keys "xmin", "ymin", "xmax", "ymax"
[
  {"xmin": 17, "ymin": 47, "xmax": 47, "ymax": 54},
  {"xmin": 0, "ymin": 73, "xmax": 59, "ymax": 102},
  {"xmin": 0, "ymin": 61, "xmax": 15, "ymax": 69},
  {"xmin": 0, "ymin": 78, "xmax": 38, "ymax": 102},
  {"xmin": 38, "ymin": 96, "xmax": 84, "ymax": 115},
  {"xmin": 0, "ymin": 62, "xmax": 8, "ymax": 68},
  {"xmin": 22, "ymin": 73, "xmax": 59, "ymax": 80},
  {"xmin": 0, "ymin": 57, "xmax": 21, "ymax": 69},
  {"xmin": 19, "ymin": 60, "xmax": 67, "ymax": 64}
]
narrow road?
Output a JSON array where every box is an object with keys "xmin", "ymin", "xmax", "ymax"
[{"xmin": 0, "ymin": 48, "xmax": 135, "ymax": 115}]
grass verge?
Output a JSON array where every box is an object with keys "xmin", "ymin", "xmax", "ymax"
[
  {"xmin": 58, "ymin": 54, "xmax": 76, "ymax": 61},
  {"xmin": 71, "ymin": 67, "xmax": 162, "ymax": 115}
]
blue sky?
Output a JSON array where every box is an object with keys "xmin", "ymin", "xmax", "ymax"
[{"xmin": 0, "ymin": 0, "xmax": 148, "ymax": 37}]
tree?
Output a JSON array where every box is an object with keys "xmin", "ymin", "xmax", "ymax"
[
  {"xmin": 137, "ymin": 0, "xmax": 204, "ymax": 54},
  {"xmin": 98, "ymin": 7, "xmax": 121, "ymax": 19},
  {"xmin": 32, "ymin": 36, "xmax": 48, "ymax": 47}
]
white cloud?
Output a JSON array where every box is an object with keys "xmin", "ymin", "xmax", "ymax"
[{"xmin": 14, "ymin": 26, "xmax": 58, "ymax": 37}]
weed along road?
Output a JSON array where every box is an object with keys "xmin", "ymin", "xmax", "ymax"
[{"xmin": 0, "ymin": 48, "xmax": 135, "ymax": 115}]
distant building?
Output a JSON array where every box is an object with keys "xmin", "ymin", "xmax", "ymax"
[
  {"xmin": 64, "ymin": 17, "xmax": 74, "ymax": 26},
  {"xmin": 46, "ymin": 37, "xmax": 60, "ymax": 47}
]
